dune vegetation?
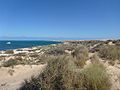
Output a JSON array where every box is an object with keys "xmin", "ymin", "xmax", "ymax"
[
  {"xmin": 19, "ymin": 43, "xmax": 111, "ymax": 90},
  {"xmin": 1, "ymin": 40, "xmax": 120, "ymax": 90},
  {"xmin": 98, "ymin": 45, "xmax": 120, "ymax": 60}
]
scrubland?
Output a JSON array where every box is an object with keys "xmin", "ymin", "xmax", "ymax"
[{"xmin": 0, "ymin": 39, "xmax": 120, "ymax": 90}]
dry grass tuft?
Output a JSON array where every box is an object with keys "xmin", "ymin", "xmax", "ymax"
[
  {"xmin": 81, "ymin": 63, "xmax": 111, "ymax": 90},
  {"xmin": 72, "ymin": 45, "xmax": 89, "ymax": 67},
  {"xmin": 99, "ymin": 45, "xmax": 120, "ymax": 60},
  {"xmin": 91, "ymin": 54, "xmax": 100, "ymax": 64}
]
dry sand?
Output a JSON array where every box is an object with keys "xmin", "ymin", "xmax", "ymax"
[
  {"xmin": 0, "ymin": 52, "xmax": 120, "ymax": 90},
  {"xmin": 105, "ymin": 63, "xmax": 120, "ymax": 90},
  {"xmin": 0, "ymin": 64, "xmax": 46, "ymax": 90}
]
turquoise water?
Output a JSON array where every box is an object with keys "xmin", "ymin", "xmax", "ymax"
[{"xmin": 0, "ymin": 41, "xmax": 60, "ymax": 50}]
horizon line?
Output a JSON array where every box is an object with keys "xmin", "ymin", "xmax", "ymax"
[{"xmin": 0, "ymin": 36, "xmax": 119, "ymax": 40}]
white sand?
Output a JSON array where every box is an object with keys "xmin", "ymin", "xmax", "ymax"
[
  {"xmin": 0, "ymin": 64, "xmax": 46, "ymax": 90},
  {"xmin": 105, "ymin": 63, "xmax": 120, "ymax": 90}
]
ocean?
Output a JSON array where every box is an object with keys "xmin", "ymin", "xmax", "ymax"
[{"xmin": 0, "ymin": 40, "xmax": 60, "ymax": 50}]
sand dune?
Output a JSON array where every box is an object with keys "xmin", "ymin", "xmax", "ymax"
[{"xmin": 0, "ymin": 64, "xmax": 46, "ymax": 90}]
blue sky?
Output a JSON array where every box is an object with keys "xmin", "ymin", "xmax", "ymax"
[{"xmin": 0, "ymin": 0, "xmax": 120, "ymax": 39}]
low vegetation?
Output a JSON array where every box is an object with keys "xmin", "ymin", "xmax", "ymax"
[
  {"xmin": 0, "ymin": 41, "xmax": 114, "ymax": 90},
  {"xmin": 29, "ymin": 53, "xmax": 39, "ymax": 57},
  {"xmin": 72, "ymin": 45, "xmax": 89, "ymax": 59},
  {"xmin": 20, "ymin": 55, "xmax": 74, "ymax": 90},
  {"xmin": 5, "ymin": 50, "xmax": 14, "ymax": 54},
  {"xmin": 91, "ymin": 54, "xmax": 100, "ymax": 64},
  {"xmin": 46, "ymin": 46, "xmax": 65, "ymax": 56},
  {"xmin": 82, "ymin": 63, "xmax": 110, "ymax": 90},
  {"xmin": 3, "ymin": 57, "xmax": 27, "ymax": 67},
  {"xmin": 15, "ymin": 53, "xmax": 26, "ymax": 56},
  {"xmin": 3, "ymin": 59, "xmax": 19, "ymax": 67},
  {"xmin": 45, "ymin": 44, "xmax": 81, "ymax": 56},
  {"xmin": 20, "ymin": 50, "xmax": 110, "ymax": 90},
  {"xmin": 72, "ymin": 45, "xmax": 89, "ymax": 67},
  {"xmin": 99, "ymin": 45, "xmax": 120, "ymax": 60}
]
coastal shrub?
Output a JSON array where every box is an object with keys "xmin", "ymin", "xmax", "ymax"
[
  {"xmin": 29, "ymin": 53, "xmax": 39, "ymax": 57},
  {"xmin": 3, "ymin": 59, "xmax": 19, "ymax": 67},
  {"xmin": 60, "ymin": 44, "xmax": 76, "ymax": 51},
  {"xmin": 46, "ymin": 46, "xmax": 65, "ymax": 56},
  {"xmin": 19, "ymin": 76, "xmax": 41, "ymax": 90},
  {"xmin": 19, "ymin": 54, "xmax": 110, "ymax": 90},
  {"xmin": 20, "ymin": 55, "xmax": 82, "ymax": 90},
  {"xmin": 99, "ymin": 45, "xmax": 120, "ymax": 60},
  {"xmin": 74, "ymin": 54, "xmax": 87, "ymax": 68},
  {"xmin": 40, "ymin": 56, "xmax": 69, "ymax": 90},
  {"xmin": 72, "ymin": 46, "xmax": 89, "ymax": 67},
  {"xmin": 81, "ymin": 63, "xmax": 110, "ymax": 90},
  {"xmin": 3, "ymin": 57, "xmax": 26, "ymax": 67},
  {"xmin": 13, "ymin": 56, "xmax": 23, "ymax": 61},
  {"xmin": 91, "ymin": 54, "xmax": 100, "ymax": 64},
  {"xmin": 72, "ymin": 45, "xmax": 88, "ymax": 59},
  {"xmin": 45, "ymin": 44, "xmax": 78, "ymax": 56},
  {"xmin": 35, "ymin": 55, "xmax": 51, "ymax": 64},
  {"xmin": 69, "ymin": 40, "xmax": 104, "ymax": 48},
  {"xmin": 5, "ymin": 50, "xmax": 14, "ymax": 54},
  {"xmin": 112, "ymin": 40, "xmax": 120, "ymax": 45},
  {"xmin": 15, "ymin": 53, "xmax": 26, "ymax": 56},
  {"xmin": 14, "ymin": 56, "xmax": 28, "ymax": 65}
]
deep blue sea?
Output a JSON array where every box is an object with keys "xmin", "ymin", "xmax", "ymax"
[{"xmin": 0, "ymin": 41, "xmax": 60, "ymax": 50}]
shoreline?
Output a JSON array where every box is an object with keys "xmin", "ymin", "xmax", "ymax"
[
  {"xmin": 0, "ymin": 40, "xmax": 61, "ymax": 51},
  {"xmin": 0, "ymin": 39, "xmax": 120, "ymax": 51}
]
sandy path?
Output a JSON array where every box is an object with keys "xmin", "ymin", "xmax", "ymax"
[
  {"xmin": 0, "ymin": 64, "xmax": 46, "ymax": 90},
  {"xmin": 105, "ymin": 64, "xmax": 120, "ymax": 90}
]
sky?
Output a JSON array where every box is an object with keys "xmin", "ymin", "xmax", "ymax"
[{"xmin": 0, "ymin": 0, "xmax": 120, "ymax": 39}]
